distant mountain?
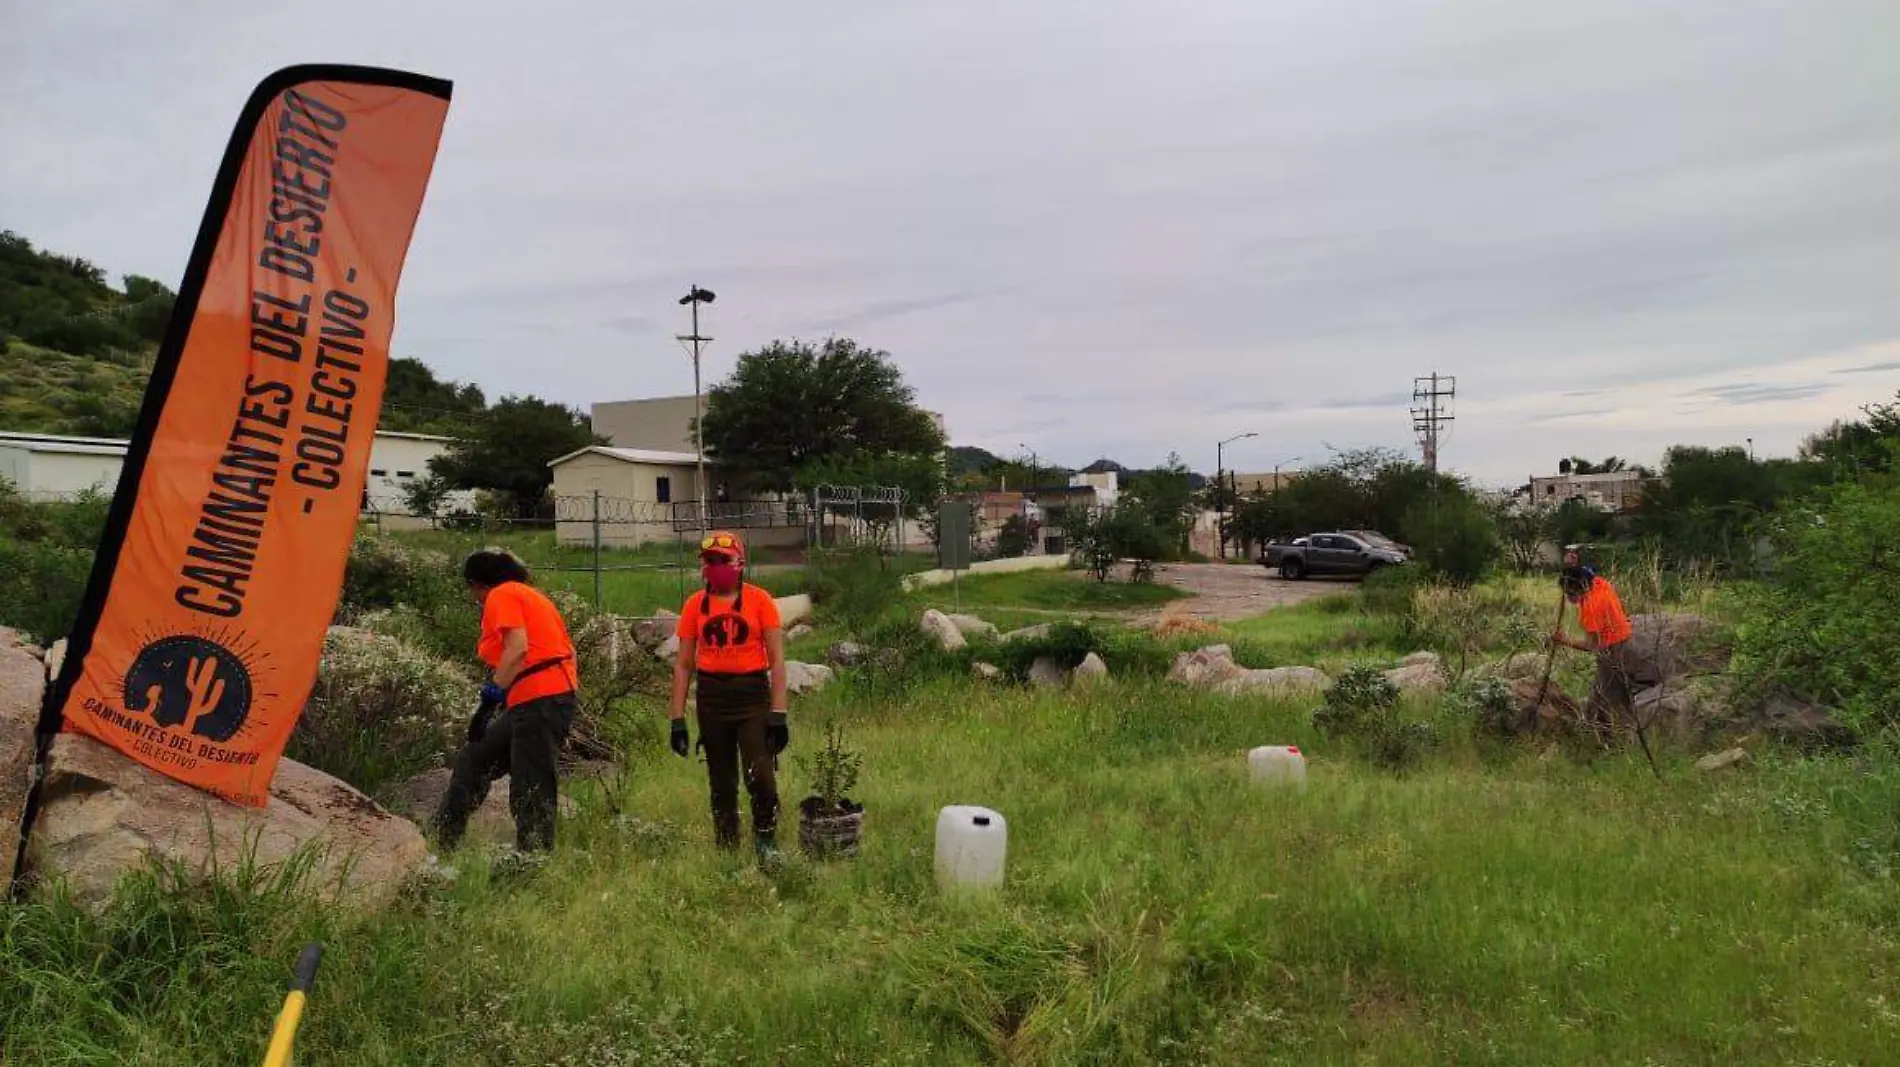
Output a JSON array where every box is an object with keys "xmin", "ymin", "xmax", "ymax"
[{"xmin": 948, "ymin": 445, "xmax": 1001, "ymax": 477}]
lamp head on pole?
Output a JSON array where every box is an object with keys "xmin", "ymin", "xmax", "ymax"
[{"xmin": 679, "ymin": 286, "xmax": 716, "ymax": 306}]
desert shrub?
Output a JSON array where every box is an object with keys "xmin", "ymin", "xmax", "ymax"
[
  {"xmin": 1312, "ymin": 665, "xmax": 1433, "ymax": 770},
  {"xmin": 1453, "ymin": 670, "xmax": 1519, "ymax": 739},
  {"xmin": 986, "ymin": 621, "xmax": 1172, "ymax": 682},
  {"xmin": 840, "ymin": 615, "xmax": 969, "ymax": 698},
  {"xmin": 292, "ymin": 628, "xmax": 472, "ymax": 793},
  {"xmin": 1359, "ymin": 564, "xmax": 1432, "ymax": 618},
  {"xmin": 0, "ymin": 484, "xmax": 110, "ymax": 642},
  {"xmin": 1404, "ymin": 582, "xmax": 1532, "ymax": 680},
  {"xmin": 340, "ymin": 535, "xmax": 480, "ymax": 662},
  {"xmin": 1729, "ymin": 472, "xmax": 1900, "ymax": 734},
  {"xmin": 805, "ymin": 543, "xmax": 907, "ymax": 638},
  {"xmin": 547, "ymin": 590, "xmax": 666, "ymax": 762},
  {"xmin": 1400, "ymin": 492, "xmax": 1500, "ymax": 586}
]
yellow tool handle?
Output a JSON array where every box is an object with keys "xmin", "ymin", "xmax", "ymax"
[{"xmin": 260, "ymin": 943, "xmax": 322, "ymax": 1067}]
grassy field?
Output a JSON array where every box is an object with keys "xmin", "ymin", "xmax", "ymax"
[
  {"xmin": 6, "ymin": 576, "xmax": 1897, "ymax": 1065},
  {"xmin": 909, "ymin": 568, "xmax": 1186, "ymax": 632}
]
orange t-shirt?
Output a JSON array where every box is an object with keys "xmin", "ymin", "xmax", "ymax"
[
  {"xmin": 477, "ymin": 582, "xmax": 578, "ymax": 708},
  {"xmin": 1578, "ymin": 577, "xmax": 1633, "ymax": 648},
  {"xmin": 676, "ymin": 583, "xmax": 782, "ymax": 675}
]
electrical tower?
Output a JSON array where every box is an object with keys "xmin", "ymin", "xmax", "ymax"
[{"xmin": 1411, "ymin": 373, "xmax": 1456, "ymax": 473}]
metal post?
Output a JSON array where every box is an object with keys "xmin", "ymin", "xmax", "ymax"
[
  {"xmin": 692, "ymin": 296, "xmax": 708, "ymax": 532},
  {"xmin": 589, "ymin": 490, "xmax": 603, "ymax": 609}
]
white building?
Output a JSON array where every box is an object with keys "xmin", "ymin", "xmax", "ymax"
[
  {"xmin": 1524, "ymin": 470, "xmax": 1645, "ymax": 512},
  {"xmin": 0, "ymin": 429, "xmax": 472, "ymax": 519}
]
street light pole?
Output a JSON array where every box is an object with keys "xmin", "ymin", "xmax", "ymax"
[
  {"xmin": 677, "ymin": 285, "xmax": 716, "ymax": 532},
  {"xmin": 1215, "ymin": 432, "xmax": 1258, "ymax": 559}
]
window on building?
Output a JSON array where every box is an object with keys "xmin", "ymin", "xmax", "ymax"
[
  {"xmin": 1546, "ymin": 485, "xmax": 1556, "ymax": 496},
  {"xmin": 370, "ymin": 469, "xmax": 387, "ymax": 478},
  {"xmin": 396, "ymin": 470, "xmax": 415, "ymax": 480},
  {"xmin": 655, "ymin": 476, "xmax": 671, "ymax": 504}
]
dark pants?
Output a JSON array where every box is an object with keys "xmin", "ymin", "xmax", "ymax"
[
  {"xmin": 433, "ymin": 693, "xmax": 576, "ymax": 852},
  {"xmin": 1585, "ymin": 642, "xmax": 1636, "ymax": 741},
  {"xmin": 696, "ymin": 671, "xmax": 777, "ymax": 847}
]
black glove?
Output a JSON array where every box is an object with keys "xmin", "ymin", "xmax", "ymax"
[
  {"xmin": 669, "ymin": 719, "xmax": 690, "ymax": 758},
  {"xmin": 766, "ymin": 711, "xmax": 789, "ymax": 755},
  {"xmin": 467, "ymin": 695, "xmax": 500, "ymax": 744}
]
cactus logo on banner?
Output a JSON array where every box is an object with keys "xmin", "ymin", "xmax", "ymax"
[{"xmin": 46, "ymin": 66, "xmax": 452, "ymax": 806}]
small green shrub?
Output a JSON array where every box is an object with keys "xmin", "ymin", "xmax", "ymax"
[
  {"xmin": 806, "ymin": 543, "xmax": 907, "ymax": 638},
  {"xmin": 293, "ymin": 628, "xmax": 472, "ymax": 793},
  {"xmin": 1312, "ymin": 664, "xmax": 1434, "ymax": 771},
  {"xmin": 1359, "ymin": 564, "xmax": 1431, "ymax": 618},
  {"xmin": 1453, "ymin": 670, "xmax": 1519, "ymax": 738},
  {"xmin": 986, "ymin": 621, "xmax": 1172, "ymax": 682},
  {"xmin": 1400, "ymin": 492, "xmax": 1500, "ymax": 586},
  {"xmin": 0, "ymin": 483, "xmax": 110, "ymax": 643}
]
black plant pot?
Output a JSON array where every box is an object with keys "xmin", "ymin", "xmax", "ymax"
[{"xmin": 797, "ymin": 796, "xmax": 864, "ymax": 859}]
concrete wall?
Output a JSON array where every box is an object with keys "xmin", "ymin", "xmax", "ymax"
[
  {"xmin": 0, "ymin": 446, "xmax": 123, "ymax": 497},
  {"xmin": 901, "ymin": 552, "xmax": 1069, "ymax": 591},
  {"xmin": 551, "ymin": 452, "xmax": 704, "ymax": 548},
  {"xmin": 591, "ymin": 396, "xmax": 701, "ymax": 454},
  {"xmin": 361, "ymin": 434, "xmax": 475, "ymax": 515}
]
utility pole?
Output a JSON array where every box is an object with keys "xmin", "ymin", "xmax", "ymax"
[
  {"xmin": 1215, "ymin": 432, "xmax": 1257, "ymax": 559},
  {"xmin": 1411, "ymin": 372, "xmax": 1457, "ymax": 473},
  {"xmin": 677, "ymin": 285, "xmax": 716, "ymax": 532}
]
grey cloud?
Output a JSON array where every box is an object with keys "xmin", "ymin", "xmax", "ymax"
[
  {"xmin": 1686, "ymin": 382, "xmax": 1834, "ymax": 406},
  {"xmin": 3, "ymin": 0, "xmax": 1897, "ymax": 480},
  {"xmin": 1833, "ymin": 360, "xmax": 1900, "ymax": 375}
]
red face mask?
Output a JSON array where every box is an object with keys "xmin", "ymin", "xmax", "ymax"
[{"xmin": 702, "ymin": 560, "xmax": 740, "ymax": 593}]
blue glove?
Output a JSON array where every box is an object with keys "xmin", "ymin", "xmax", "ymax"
[{"xmin": 480, "ymin": 681, "xmax": 507, "ymax": 705}]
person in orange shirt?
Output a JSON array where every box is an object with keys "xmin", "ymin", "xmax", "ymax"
[
  {"xmin": 1552, "ymin": 564, "xmax": 1635, "ymax": 738},
  {"xmin": 667, "ymin": 531, "xmax": 790, "ymax": 861},
  {"xmin": 432, "ymin": 549, "xmax": 580, "ymax": 853}
]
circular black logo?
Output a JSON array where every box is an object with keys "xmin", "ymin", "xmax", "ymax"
[
  {"xmin": 122, "ymin": 635, "xmax": 254, "ymax": 742},
  {"xmin": 700, "ymin": 614, "xmax": 752, "ymax": 649}
]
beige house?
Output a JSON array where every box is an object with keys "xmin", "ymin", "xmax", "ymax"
[
  {"xmin": 1526, "ymin": 470, "xmax": 1644, "ymax": 512},
  {"xmin": 547, "ymin": 446, "xmax": 806, "ymax": 549}
]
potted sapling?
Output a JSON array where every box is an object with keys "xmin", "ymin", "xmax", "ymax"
[{"xmin": 797, "ymin": 719, "xmax": 864, "ymax": 859}]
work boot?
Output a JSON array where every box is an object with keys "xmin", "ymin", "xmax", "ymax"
[{"xmin": 754, "ymin": 831, "xmax": 783, "ymax": 871}]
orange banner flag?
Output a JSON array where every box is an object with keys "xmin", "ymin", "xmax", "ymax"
[{"xmin": 46, "ymin": 66, "xmax": 452, "ymax": 806}]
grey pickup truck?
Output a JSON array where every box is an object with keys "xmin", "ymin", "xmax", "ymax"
[{"xmin": 1261, "ymin": 531, "xmax": 1409, "ymax": 580}]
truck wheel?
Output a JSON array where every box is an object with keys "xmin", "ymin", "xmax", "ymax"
[{"xmin": 1280, "ymin": 559, "xmax": 1306, "ymax": 580}]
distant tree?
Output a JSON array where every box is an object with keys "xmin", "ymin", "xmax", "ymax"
[
  {"xmin": 1561, "ymin": 456, "xmax": 1628, "ymax": 476},
  {"xmin": 996, "ymin": 514, "xmax": 1031, "ymax": 558},
  {"xmin": 429, "ymin": 396, "xmax": 600, "ymax": 517},
  {"xmin": 699, "ymin": 337, "xmax": 945, "ymax": 492},
  {"xmin": 401, "ymin": 473, "xmax": 455, "ymax": 523},
  {"xmin": 1492, "ymin": 500, "xmax": 1554, "ymax": 573},
  {"xmin": 381, "ymin": 356, "xmax": 487, "ymax": 434},
  {"xmin": 795, "ymin": 450, "xmax": 946, "ymax": 547},
  {"xmin": 1399, "ymin": 487, "xmax": 1500, "ymax": 586},
  {"xmin": 1123, "ymin": 453, "xmax": 1197, "ymax": 558}
]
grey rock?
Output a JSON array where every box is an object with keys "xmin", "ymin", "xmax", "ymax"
[
  {"xmin": 1696, "ymin": 748, "xmax": 1750, "ymax": 773},
  {"xmin": 946, "ymin": 614, "xmax": 998, "ymax": 639},
  {"xmin": 1027, "ymin": 656, "xmax": 1068, "ymax": 689},
  {"xmin": 825, "ymin": 641, "xmax": 870, "ymax": 668},
  {"xmin": 632, "ymin": 610, "xmax": 680, "ymax": 650},
  {"xmin": 785, "ymin": 661, "xmax": 835, "ymax": 695},
  {"xmin": 1216, "ymin": 666, "xmax": 1332, "ymax": 698},
  {"xmin": 1383, "ymin": 661, "xmax": 1445, "ymax": 695},
  {"xmin": 1002, "ymin": 624, "xmax": 1052, "ymax": 643},
  {"xmin": 1073, "ymin": 652, "xmax": 1110, "ymax": 686},
  {"xmin": 971, "ymin": 662, "xmax": 1003, "ymax": 682},
  {"xmin": 1, "ymin": 627, "xmax": 45, "ymax": 888},
  {"xmin": 920, "ymin": 609, "xmax": 968, "ymax": 652}
]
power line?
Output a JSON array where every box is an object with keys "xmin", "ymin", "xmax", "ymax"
[{"xmin": 1411, "ymin": 372, "xmax": 1456, "ymax": 473}]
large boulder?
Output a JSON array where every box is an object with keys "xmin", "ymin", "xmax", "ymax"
[
  {"xmin": 1002, "ymin": 624, "xmax": 1052, "ymax": 643},
  {"xmin": 825, "ymin": 641, "xmax": 870, "ymax": 668},
  {"xmin": 1630, "ymin": 683, "xmax": 1729, "ymax": 746},
  {"xmin": 1752, "ymin": 690, "xmax": 1855, "ymax": 751},
  {"xmin": 920, "ymin": 610, "xmax": 967, "ymax": 652},
  {"xmin": 1215, "ymin": 666, "xmax": 1332, "ymax": 698},
  {"xmin": 1622, "ymin": 614, "xmax": 1728, "ymax": 686},
  {"xmin": 383, "ymin": 767, "xmax": 577, "ymax": 849},
  {"xmin": 632, "ymin": 610, "xmax": 680, "ymax": 651},
  {"xmin": 785, "ymin": 661, "xmax": 835, "ymax": 695},
  {"xmin": 1073, "ymin": 652, "xmax": 1110, "ymax": 687},
  {"xmin": 25, "ymin": 734, "xmax": 428, "ymax": 912},
  {"xmin": 1168, "ymin": 645, "xmax": 1246, "ymax": 688},
  {"xmin": 785, "ymin": 622, "xmax": 815, "ymax": 642},
  {"xmin": 971, "ymin": 662, "xmax": 1003, "ymax": 682},
  {"xmin": 656, "ymin": 635, "xmax": 680, "ymax": 664},
  {"xmin": 1501, "ymin": 675, "xmax": 1583, "ymax": 736},
  {"xmin": 946, "ymin": 614, "xmax": 998, "ymax": 639},
  {"xmin": 1, "ymin": 627, "xmax": 45, "ymax": 888},
  {"xmin": 1027, "ymin": 657, "xmax": 1068, "ymax": 689},
  {"xmin": 1384, "ymin": 660, "xmax": 1446, "ymax": 695}
]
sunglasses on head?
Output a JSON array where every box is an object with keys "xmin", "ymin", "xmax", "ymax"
[{"xmin": 700, "ymin": 533, "xmax": 739, "ymax": 552}]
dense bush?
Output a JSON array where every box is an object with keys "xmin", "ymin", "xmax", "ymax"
[
  {"xmin": 1312, "ymin": 665, "xmax": 1434, "ymax": 771},
  {"xmin": 805, "ymin": 543, "xmax": 907, "ymax": 638},
  {"xmin": 1358, "ymin": 564, "xmax": 1433, "ymax": 618},
  {"xmin": 339, "ymin": 535, "xmax": 479, "ymax": 663},
  {"xmin": 292, "ymin": 628, "xmax": 472, "ymax": 793},
  {"xmin": 0, "ymin": 482, "xmax": 109, "ymax": 643},
  {"xmin": 984, "ymin": 620, "xmax": 1173, "ymax": 682},
  {"xmin": 1729, "ymin": 466, "xmax": 1900, "ymax": 735},
  {"xmin": 1400, "ymin": 492, "xmax": 1500, "ymax": 586}
]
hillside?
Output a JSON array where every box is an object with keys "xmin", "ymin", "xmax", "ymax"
[{"xmin": 0, "ymin": 230, "xmax": 486, "ymax": 439}]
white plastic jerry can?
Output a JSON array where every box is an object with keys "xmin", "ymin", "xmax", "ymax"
[
  {"xmin": 935, "ymin": 805, "xmax": 1008, "ymax": 890},
  {"xmin": 1248, "ymin": 745, "xmax": 1307, "ymax": 787}
]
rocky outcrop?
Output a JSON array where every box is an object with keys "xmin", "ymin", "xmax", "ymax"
[
  {"xmin": 946, "ymin": 614, "xmax": 998, "ymax": 640},
  {"xmin": 1215, "ymin": 666, "xmax": 1332, "ymax": 698},
  {"xmin": 1168, "ymin": 645, "xmax": 1245, "ymax": 688},
  {"xmin": 632, "ymin": 610, "xmax": 680, "ymax": 651},
  {"xmin": 25, "ymin": 734, "xmax": 428, "ymax": 912},
  {"xmin": 1383, "ymin": 660, "xmax": 1445, "ymax": 695},
  {"xmin": 785, "ymin": 661, "xmax": 835, "ymax": 695},
  {"xmin": 1751, "ymin": 690, "xmax": 1854, "ymax": 751},
  {"xmin": 1073, "ymin": 652, "xmax": 1110, "ymax": 687},
  {"xmin": 1, "ymin": 627, "xmax": 45, "ymax": 888},
  {"xmin": 383, "ymin": 767, "xmax": 576, "ymax": 849},
  {"xmin": 920, "ymin": 610, "xmax": 967, "ymax": 652},
  {"xmin": 1622, "ymin": 614, "xmax": 1728, "ymax": 686}
]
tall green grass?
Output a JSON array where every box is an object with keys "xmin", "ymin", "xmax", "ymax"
[{"xmin": 6, "ymin": 672, "xmax": 1897, "ymax": 1065}]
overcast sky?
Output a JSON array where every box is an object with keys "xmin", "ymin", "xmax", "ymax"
[{"xmin": 5, "ymin": 0, "xmax": 1898, "ymax": 485}]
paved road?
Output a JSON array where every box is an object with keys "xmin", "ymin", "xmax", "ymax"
[{"xmin": 1139, "ymin": 562, "xmax": 1352, "ymax": 623}]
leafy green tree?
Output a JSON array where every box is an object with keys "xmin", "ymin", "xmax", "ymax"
[
  {"xmin": 429, "ymin": 396, "xmax": 600, "ymax": 516},
  {"xmin": 401, "ymin": 473, "xmax": 455, "ymax": 521},
  {"xmin": 698, "ymin": 337, "xmax": 944, "ymax": 492},
  {"xmin": 1123, "ymin": 453, "xmax": 1197, "ymax": 558},
  {"xmin": 1400, "ymin": 489, "xmax": 1500, "ymax": 586}
]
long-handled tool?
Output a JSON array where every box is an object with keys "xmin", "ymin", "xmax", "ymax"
[
  {"xmin": 1524, "ymin": 588, "xmax": 1569, "ymax": 733},
  {"xmin": 261, "ymin": 943, "xmax": 323, "ymax": 1067}
]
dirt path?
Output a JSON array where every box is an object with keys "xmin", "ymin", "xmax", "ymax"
[{"xmin": 1136, "ymin": 562, "xmax": 1351, "ymax": 623}]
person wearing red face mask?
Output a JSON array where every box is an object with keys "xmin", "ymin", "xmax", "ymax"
[{"xmin": 667, "ymin": 530, "xmax": 790, "ymax": 861}]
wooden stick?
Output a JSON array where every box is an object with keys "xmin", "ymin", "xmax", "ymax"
[{"xmin": 1525, "ymin": 588, "xmax": 1568, "ymax": 733}]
